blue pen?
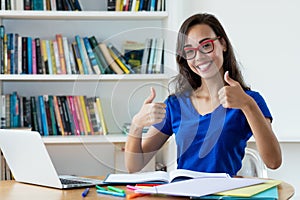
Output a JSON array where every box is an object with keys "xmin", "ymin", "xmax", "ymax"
[
  {"xmin": 82, "ymin": 188, "xmax": 90, "ymax": 197},
  {"xmin": 96, "ymin": 189, "xmax": 126, "ymax": 197}
]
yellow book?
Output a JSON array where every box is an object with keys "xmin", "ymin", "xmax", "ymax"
[
  {"xmin": 95, "ymin": 97, "xmax": 108, "ymax": 135},
  {"xmin": 72, "ymin": 42, "xmax": 84, "ymax": 74},
  {"xmin": 79, "ymin": 96, "xmax": 91, "ymax": 135},
  {"xmin": 49, "ymin": 40, "xmax": 57, "ymax": 74},
  {"xmin": 40, "ymin": 40, "xmax": 48, "ymax": 74},
  {"xmin": 108, "ymin": 48, "xmax": 130, "ymax": 74}
]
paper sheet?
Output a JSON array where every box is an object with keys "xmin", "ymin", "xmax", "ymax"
[{"xmin": 135, "ymin": 177, "xmax": 265, "ymax": 197}]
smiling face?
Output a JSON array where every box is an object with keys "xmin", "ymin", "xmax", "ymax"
[{"xmin": 185, "ymin": 24, "xmax": 226, "ymax": 80}]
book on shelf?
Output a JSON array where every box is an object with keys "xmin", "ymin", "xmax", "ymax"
[
  {"xmin": 95, "ymin": 97, "xmax": 108, "ymax": 135},
  {"xmin": 108, "ymin": 42, "xmax": 135, "ymax": 74},
  {"xmin": 99, "ymin": 43, "xmax": 124, "ymax": 74},
  {"xmin": 122, "ymin": 41, "xmax": 144, "ymax": 73},
  {"xmin": 83, "ymin": 37, "xmax": 101, "ymax": 75},
  {"xmin": 103, "ymin": 169, "xmax": 230, "ymax": 184},
  {"xmin": 88, "ymin": 36, "xmax": 113, "ymax": 74}
]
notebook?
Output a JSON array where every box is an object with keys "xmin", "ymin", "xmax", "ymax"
[{"xmin": 0, "ymin": 129, "xmax": 104, "ymax": 189}]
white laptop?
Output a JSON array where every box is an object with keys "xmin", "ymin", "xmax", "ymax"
[{"xmin": 0, "ymin": 129, "xmax": 104, "ymax": 189}]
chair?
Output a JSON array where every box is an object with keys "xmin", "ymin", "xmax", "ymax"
[{"xmin": 237, "ymin": 148, "xmax": 268, "ymax": 178}]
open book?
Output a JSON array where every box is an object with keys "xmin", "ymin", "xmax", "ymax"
[{"xmin": 103, "ymin": 169, "xmax": 230, "ymax": 184}]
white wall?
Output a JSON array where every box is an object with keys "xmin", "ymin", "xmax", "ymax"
[{"xmin": 172, "ymin": 0, "xmax": 300, "ymax": 197}]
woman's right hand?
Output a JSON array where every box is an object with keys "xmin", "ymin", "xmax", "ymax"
[{"xmin": 132, "ymin": 87, "xmax": 166, "ymax": 128}]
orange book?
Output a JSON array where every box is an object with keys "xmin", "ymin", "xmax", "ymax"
[{"xmin": 55, "ymin": 34, "xmax": 66, "ymax": 74}]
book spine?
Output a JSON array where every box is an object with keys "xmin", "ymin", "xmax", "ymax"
[
  {"xmin": 95, "ymin": 97, "xmax": 108, "ymax": 135},
  {"xmin": 0, "ymin": 26, "xmax": 5, "ymax": 74},
  {"xmin": 48, "ymin": 95, "xmax": 58, "ymax": 136},
  {"xmin": 30, "ymin": 96, "xmax": 40, "ymax": 132},
  {"xmin": 3, "ymin": 34, "xmax": 7, "ymax": 74},
  {"xmin": 49, "ymin": 40, "xmax": 57, "ymax": 74},
  {"xmin": 52, "ymin": 40, "xmax": 61, "ymax": 74},
  {"xmin": 53, "ymin": 96, "xmax": 64, "ymax": 135},
  {"xmin": 38, "ymin": 95, "xmax": 49, "ymax": 136},
  {"xmin": 67, "ymin": 96, "xmax": 80, "ymax": 135},
  {"xmin": 71, "ymin": 42, "xmax": 84, "ymax": 74},
  {"xmin": 75, "ymin": 35, "xmax": 89, "ymax": 74},
  {"xmin": 31, "ymin": 38, "xmax": 37, "ymax": 74},
  {"xmin": 74, "ymin": 96, "xmax": 87, "ymax": 135},
  {"xmin": 55, "ymin": 34, "xmax": 66, "ymax": 74},
  {"xmin": 35, "ymin": 38, "xmax": 44, "ymax": 74},
  {"xmin": 62, "ymin": 36, "xmax": 72, "ymax": 74},
  {"xmin": 79, "ymin": 96, "xmax": 91, "ymax": 135},
  {"xmin": 40, "ymin": 39, "xmax": 49, "ymax": 74},
  {"xmin": 83, "ymin": 37, "xmax": 100, "ymax": 75},
  {"xmin": 1, "ymin": 95, "xmax": 6, "ymax": 128},
  {"xmin": 73, "ymin": 95, "xmax": 84, "ymax": 135},
  {"xmin": 45, "ymin": 39, "xmax": 53, "ymax": 74}
]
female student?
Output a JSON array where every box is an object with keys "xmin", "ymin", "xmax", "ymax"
[{"xmin": 125, "ymin": 13, "xmax": 282, "ymax": 176}]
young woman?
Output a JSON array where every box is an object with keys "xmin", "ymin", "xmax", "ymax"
[{"xmin": 125, "ymin": 13, "xmax": 282, "ymax": 176}]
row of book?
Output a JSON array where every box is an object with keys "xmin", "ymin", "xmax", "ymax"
[
  {"xmin": 1, "ymin": 0, "xmax": 82, "ymax": 11},
  {"xmin": 107, "ymin": 0, "xmax": 165, "ymax": 12},
  {"xmin": 0, "ymin": 92, "xmax": 108, "ymax": 136},
  {"xmin": 0, "ymin": 26, "xmax": 164, "ymax": 75}
]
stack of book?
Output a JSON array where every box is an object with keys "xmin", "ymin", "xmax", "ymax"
[{"xmin": 0, "ymin": 92, "xmax": 108, "ymax": 136}]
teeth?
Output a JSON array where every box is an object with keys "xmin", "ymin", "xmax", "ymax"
[{"xmin": 197, "ymin": 62, "xmax": 211, "ymax": 71}]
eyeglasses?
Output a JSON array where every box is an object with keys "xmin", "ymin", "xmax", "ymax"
[{"xmin": 183, "ymin": 36, "xmax": 220, "ymax": 60}]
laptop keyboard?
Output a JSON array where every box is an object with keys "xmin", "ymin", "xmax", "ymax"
[{"xmin": 60, "ymin": 178, "xmax": 90, "ymax": 185}]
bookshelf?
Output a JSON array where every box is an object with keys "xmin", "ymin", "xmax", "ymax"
[{"xmin": 0, "ymin": 1, "xmax": 174, "ymax": 177}]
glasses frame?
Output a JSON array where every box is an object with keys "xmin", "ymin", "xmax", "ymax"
[{"xmin": 183, "ymin": 36, "xmax": 221, "ymax": 60}]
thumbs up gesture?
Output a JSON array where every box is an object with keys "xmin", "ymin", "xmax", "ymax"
[
  {"xmin": 218, "ymin": 71, "xmax": 250, "ymax": 109},
  {"xmin": 132, "ymin": 87, "xmax": 166, "ymax": 128}
]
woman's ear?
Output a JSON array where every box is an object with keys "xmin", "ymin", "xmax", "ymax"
[{"xmin": 220, "ymin": 38, "xmax": 227, "ymax": 52}]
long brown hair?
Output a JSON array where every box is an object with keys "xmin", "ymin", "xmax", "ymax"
[{"xmin": 170, "ymin": 13, "xmax": 249, "ymax": 95}]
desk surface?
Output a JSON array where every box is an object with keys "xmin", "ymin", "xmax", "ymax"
[{"xmin": 0, "ymin": 178, "xmax": 294, "ymax": 200}]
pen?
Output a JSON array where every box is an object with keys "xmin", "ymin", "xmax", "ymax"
[
  {"xmin": 107, "ymin": 185, "xmax": 125, "ymax": 193},
  {"xmin": 81, "ymin": 188, "xmax": 90, "ymax": 197},
  {"xmin": 97, "ymin": 189, "xmax": 126, "ymax": 197},
  {"xmin": 95, "ymin": 185, "xmax": 106, "ymax": 191}
]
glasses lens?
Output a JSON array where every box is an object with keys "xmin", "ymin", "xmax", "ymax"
[
  {"xmin": 183, "ymin": 49, "xmax": 195, "ymax": 60},
  {"xmin": 200, "ymin": 41, "xmax": 214, "ymax": 54}
]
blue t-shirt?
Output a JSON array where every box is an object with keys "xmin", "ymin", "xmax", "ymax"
[{"xmin": 153, "ymin": 90, "xmax": 272, "ymax": 176}]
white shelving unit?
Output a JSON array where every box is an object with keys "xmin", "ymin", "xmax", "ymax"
[{"xmin": 0, "ymin": 1, "xmax": 175, "ymax": 176}]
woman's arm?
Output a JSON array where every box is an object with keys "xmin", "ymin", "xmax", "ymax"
[
  {"xmin": 218, "ymin": 72, "xmax": 282, "ymax": 169},
  {"xmin": 125, "ymin": 87, "xmax": 169, "ymax": 172}
]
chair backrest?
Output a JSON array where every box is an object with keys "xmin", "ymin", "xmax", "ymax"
[{"xmin": 237, "ymin": 148, "xmax": 268, "ymax": 178}]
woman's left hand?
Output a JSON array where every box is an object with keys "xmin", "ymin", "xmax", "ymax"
[{"xmin": 218, "ymin": 71, "xmax": 251, "ymax": 109}]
